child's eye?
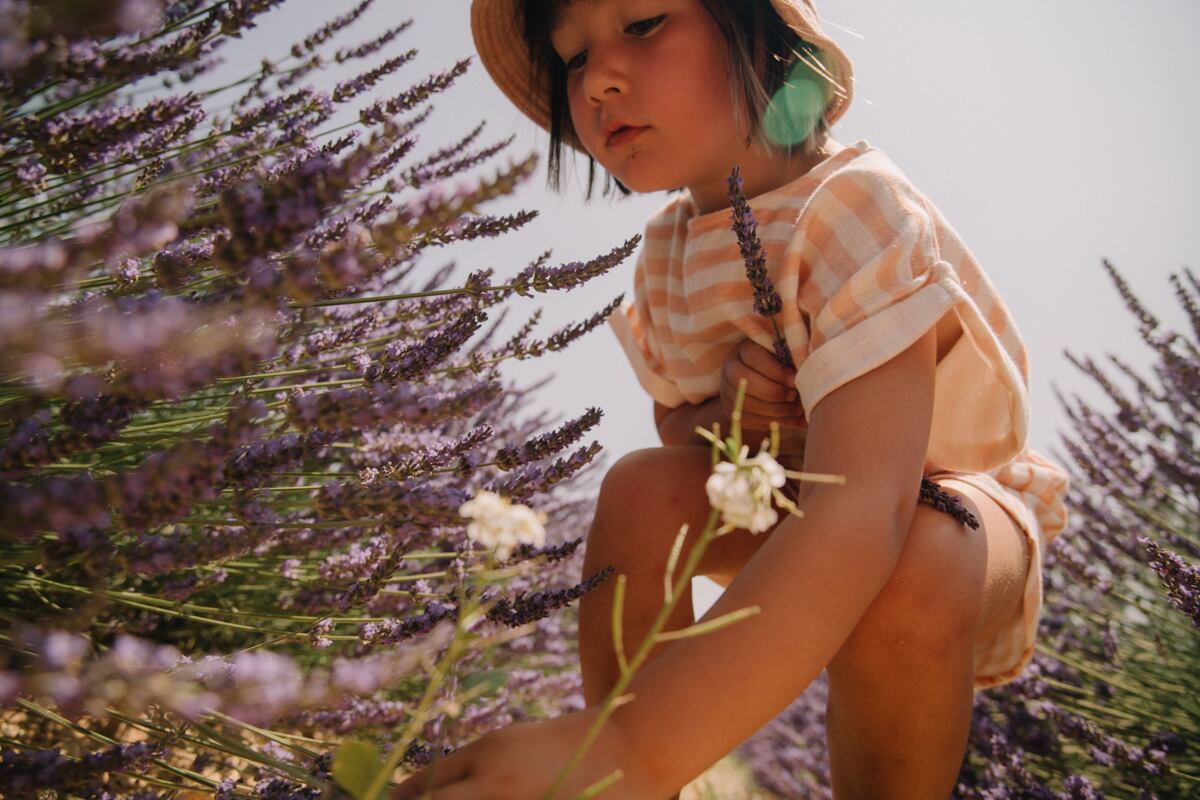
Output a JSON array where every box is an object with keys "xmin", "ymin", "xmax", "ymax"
[
  {"xmin": 626, "ymin": 14, "xmax": 667, "ymax": 37},
  {"xmin": 561, "ymin": 15, "xmax": 667, "ymax": 73},
  {"xmin": 565, "ymin": 50, "xmax": 587, "ymax": 72}
]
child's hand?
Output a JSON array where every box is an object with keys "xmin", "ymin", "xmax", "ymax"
[{"xmin": 719, "ymin": 339, "xmax": 808, "ymax": 442}]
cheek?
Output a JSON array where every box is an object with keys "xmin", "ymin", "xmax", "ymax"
[{"xmin": 565, "ymin": 85, "xmax": 598, "ymax": 149}]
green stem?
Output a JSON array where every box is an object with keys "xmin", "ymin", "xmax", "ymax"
[
  {"xmin": 190, "ymin": 717, "xmax": 329, "ymax": 791},
  {"xmin": 15, "ymin": 697, "xmax": 219, "ymax": 791},
  {"xmin": 1038, "ymin": 644, "xmax": 1195, "ymax": 726},
  {"xmin": 1113, "ymin": 493, "xmax": 1200, "ymax": 549},
  {"xmin": 22, "ymin": 576, "xmax": 299, "ymax": 636},
  {"xmin": 365, "ymin": 583, "xmax": 496, "ymax": 799},
  {"xmin": 544, "ymin": 504, "xmax": 728, "ymax": 799}
]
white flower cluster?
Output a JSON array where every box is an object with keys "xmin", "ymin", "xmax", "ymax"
[
  {"xmin": 705, "ymin": 444, "xmax": 788, "ymax": 533},
  {"xmin": 458, "ymin": 489, "xmax": 548, "ymax": 561}
]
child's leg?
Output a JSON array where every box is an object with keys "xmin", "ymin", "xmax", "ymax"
[
  {"xmin": 823, "ymin": 478, "xmax": 1031, "ymax": 799},
  {"xmin": 577, "ymin": 445, "xmax": 777, "ymax": 798}
]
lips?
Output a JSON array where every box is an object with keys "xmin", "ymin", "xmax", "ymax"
[{"xmin": 606, "ymin": 125, "xmax": 649, "ymax": 148}]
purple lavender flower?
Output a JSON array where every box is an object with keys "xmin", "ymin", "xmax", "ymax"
[
  {"xmin": 484, "ymin": 566, "xmax": 614, "ymax": 628},
  {"xmin": 0, "ymin": 741, "xmax": 157, "ymax": 795},
  {"xmin": 1140, "ymin": 537, "xmax": 1200, "ymax": 627},
  {"xmin": 726, "ymin": 164, "xmax": 791, "ymax": 365},
  {"xmin": 334, "ymin": 19, "xmax": 412, "ymax": 63},
  {"xmin": 0, "ymin": 1, "xmax": 700, "ymax": 791},
  {"xmin": 288, "ymin": 378, "xmax": 503, "ymax": 433},
  {"xmin": 494, "ymin": 408, "xmax": 602, "ymax": 470},
  {"xmin": 332, "ymin": 50, "xmax": 417, "ymax": 103},
  {"xmin": 359, "ymin": 59, "xmax": 472, "ymax": 125},
  {"xmin": 14, "ymin": 93, "xmax": 203, "ymax": 173},
  {"xmin": 507, "ymin": 235, "xmax": 639, "ymax": 297},
  {"xmin": 290, "ymin": 0, "xmax": 374, "ymax": 58}
]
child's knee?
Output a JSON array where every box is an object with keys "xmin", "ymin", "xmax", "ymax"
[
  {"xmin": 587, "ymin": 448, "xmax": 671, "ymax": 561},
  {"xmin": 834, "ymin": 500, "xmax": 988, "ymax": 672},
  {"xmin": 891, "ymin": 498, "xmax": 989, "ymax": 631},
  {"xmin": 587, "ymin": 445, "xmax": 720, "ymax": 572},
  {"xmin": 597, "ymin": 445, "xmax": 705, "ymax": 516}
]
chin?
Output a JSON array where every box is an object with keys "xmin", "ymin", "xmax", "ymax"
[
  {"xmin": 613, "ymin": 174, "xmax": 666, "ymax": 194},
  {"xmin": 608, "ymin": 163, "xmax": 681, "ymax": 195}
]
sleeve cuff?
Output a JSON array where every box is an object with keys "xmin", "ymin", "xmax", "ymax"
[
  {"xmin": 795, "ymin": 272, "xmax": 955, "ymax": 418},
  {"xmin": 796, "ymin": 259, "xmax": 1029, "ymax": 473},
  {"xmin": 608, "ymin": 301, "xmax": 687, "ymax": 408}
]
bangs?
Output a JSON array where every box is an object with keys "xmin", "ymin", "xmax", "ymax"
[{"xmin": 519, "ymin": 0, "xmax": 624, "ymax": 198}]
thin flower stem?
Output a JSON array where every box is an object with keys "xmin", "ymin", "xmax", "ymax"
[
  {"xmin": 122, "ymin": 410, "xmax": 232, "ymax": 435},
  {"xmin": 1039, "ymin": 676, "xmax": 1167, "ymax": 726},
  {"xmin": 15, "ymin": 698, "xmax": 219, "ymax": 791},
  {"xmin": 26, "ymin": 80, "xmax": 125, "ymax": 124},
  {"xmin": 216, "ymin": 366, "xmax": 337, "ymax": 383},
  {"xmin": 364, "ymin": 579, "xmax": 496, "ymax": 799},
  {"xmin": 22, "ymin": 576, "xmax": 299, "ymax": 635},
  {"xmin": 177, "ymin": 517, "xmax": 379, "ymax": 529},
  {"xmin": 106, "ymin": 708, "xmax": 301, "ymax": 782},
  {"xmin": 102, "ymin": 588, "xmax": 391, "ymax": 624},
  {"xmin": 190, "ymin": 717, "xmax": 329, "ymax": 791},
  {"xmin": 610, "ymin": 574, "xmax": 630, "ymax": 678},
  {"xmin": 1114, "ymin": 492, "xmax": 1200, "ymax": 548},
  {"xmin": 1039, "ymin": 643, "xmax": 1193, "ymax": 723},
  {"xmin": 210, "ymin": 709, "xmax": 325, "ymax": 762},
  {"xmin": 547, "ymin": 503, "xmax": 728, "ymax": 799}
]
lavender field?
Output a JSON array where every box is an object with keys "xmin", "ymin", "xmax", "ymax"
[{"xmin": 0, "ymin": 2, "xmax": 1195, "ymax": 798}]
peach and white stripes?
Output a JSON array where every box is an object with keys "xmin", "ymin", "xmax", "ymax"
[{"xmin": 608, "ymin": 139, "xmax": 1071, "ymax": 689}]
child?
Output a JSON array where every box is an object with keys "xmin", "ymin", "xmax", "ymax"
[{"xmin": 396, "ymin": 1, "xmax": 1072, "ymax": 797}]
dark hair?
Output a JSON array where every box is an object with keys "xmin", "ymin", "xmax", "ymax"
[{"xmin": 519, "ymin": 0, "xmax": 834, "ymax": 200}]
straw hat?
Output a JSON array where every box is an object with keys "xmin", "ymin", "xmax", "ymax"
[{"xmin": 470, "ymin": 0, "xmax": 855, "ymax": 152}]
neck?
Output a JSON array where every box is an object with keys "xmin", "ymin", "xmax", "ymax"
[{"xmin": 688, "ymin": 135, "xmax": 843, "ymax": 216}]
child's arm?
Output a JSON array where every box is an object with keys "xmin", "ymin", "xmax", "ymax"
[{"xmin": 614, "ymin": 325, "xmax": 939, "ymax": 796}]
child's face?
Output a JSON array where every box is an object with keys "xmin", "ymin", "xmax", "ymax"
[{"xmin": 549, "ymin": 0, "xmax": 750, "ymax": 197}]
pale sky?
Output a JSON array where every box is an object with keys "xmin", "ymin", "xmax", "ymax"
[{"xmin": 210, "ymin": 1, "xmax": 1200, "ymax": 611}]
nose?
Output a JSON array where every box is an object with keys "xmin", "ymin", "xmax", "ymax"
[{"xmin": 582, "ymin": 47, "xmax": 630, "ymax": 107}]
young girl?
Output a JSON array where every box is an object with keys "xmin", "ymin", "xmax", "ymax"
[{"xmin": 395, "ymin": 1, "xmax": 1071, "ymax": 797}]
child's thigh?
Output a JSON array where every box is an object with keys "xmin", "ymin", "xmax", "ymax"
[
  {"xmin": 590, "ymin": 444, "xmax": 782, "ymax": 586},
  {"xmin": 934, "ymin": 478, "xmax": 1031, "ymax": 644},
  {"xmin": 872, "ymin": 477, "xmax": 1030, "ymax": 646}
]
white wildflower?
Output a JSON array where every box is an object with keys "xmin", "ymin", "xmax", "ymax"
[
  {"xmin": 458, "ymin": 489, "xmax": 548, "ymax": 561},
  {"xmin": 705, "ymin": 444, "xmax": 787, "ymax": 533}
]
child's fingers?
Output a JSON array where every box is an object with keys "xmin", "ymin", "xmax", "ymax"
[
  {"xmin": 738, "ymin": 339, "xmax": 796, "ymax": 388},
  {"xmin": 720, "ymin": 380, "xmax": 805, "ymax": 422},
  {"xmin": 722, "ymin": 356, "xmax": 797, "ymax": 404}
]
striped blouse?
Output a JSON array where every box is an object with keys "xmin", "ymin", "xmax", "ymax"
[{"xmin": 608, "ymin": 139, "xmax": 1070, "ymax": 543}]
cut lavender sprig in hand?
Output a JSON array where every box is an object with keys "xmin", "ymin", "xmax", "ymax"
[
  {"xmin": 725, "ymin": 164, "xmax": 977, "ymax": 530},
  {"xmin": 726, "ymin": 164, "xmax": 792, "ymax": 369}
]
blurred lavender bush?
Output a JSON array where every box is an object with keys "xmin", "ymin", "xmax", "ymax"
[
  {"xmin": 0, "ymin": 1, "xmax": 634, "ymax": 796},
  {"xmin": 729, "ymin": 262, "xmax": 1199, "ymax": 798}
]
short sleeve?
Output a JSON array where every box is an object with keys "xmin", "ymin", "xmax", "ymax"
[
  {"xmin": 608, "ymin": 249, "xmax": 687, "ymax": 408},
  {"xmin": 790, "ymin": 165, "xmax": 1028, "ymax": 472}
]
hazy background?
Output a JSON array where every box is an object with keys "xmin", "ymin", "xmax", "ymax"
[{"xmin": 206, "ymin": 0, "xmax": 1199, "ymax": 614}]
